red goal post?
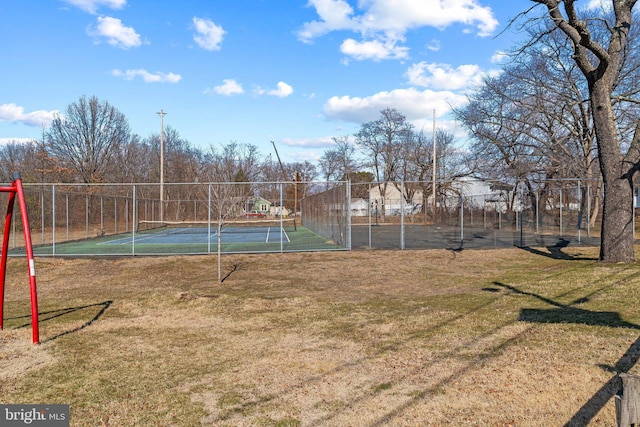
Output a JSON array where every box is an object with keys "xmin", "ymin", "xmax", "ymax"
[{"xmin": 0, "ymin": 172, "xmax": 39, "ymax": 344}]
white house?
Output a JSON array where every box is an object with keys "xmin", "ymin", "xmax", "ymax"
[
  {"xmin": 365, "ymin": 178, "xmax": 513, "ymax": 215},
  {"xmin": 368, "ymin": 183, "xmax": 423, "ymax": 216},
  {"xmin": 350, "ymin": 198, "xmax": 370, "ymax": 217}
]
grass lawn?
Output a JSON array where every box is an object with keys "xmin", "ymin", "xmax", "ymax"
[{"xmin": 1, "ymin": 246, "xmax": 640, "ymax": 426}]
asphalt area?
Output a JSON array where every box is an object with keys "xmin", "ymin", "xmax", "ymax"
[{"xmin": 350, "ymin": 223, "xmax": 601, "ymax": 250}]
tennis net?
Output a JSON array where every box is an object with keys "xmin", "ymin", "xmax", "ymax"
[{"xmin": 137, "ymin": 218, "xmax": 297, "ymax": 234}]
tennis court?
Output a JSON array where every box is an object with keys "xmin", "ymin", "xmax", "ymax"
[
  {"xmin": 23, "ymin": 219, "xmax": 342, "ymax": 256},
  {"xmin": 103, "ymin": 223, "xmax": 293, "ymax": 245}
]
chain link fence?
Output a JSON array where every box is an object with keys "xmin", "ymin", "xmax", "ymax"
[
  {"xmin": 350, "ymin": 179, "xmax": 605, "ymax": 250},
  {"xmin": 0, "ymin": 181, "xmax": 350, "ymax": 256},
  {"xmin": 0, "ymin": 178, "xmax": 623, "ymax": 256}
]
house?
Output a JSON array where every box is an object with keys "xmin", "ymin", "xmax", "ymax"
[
  {"xmin": 269, "ymin": 203, "xmax": 290, "ymax": 217},
  {"xmin": 350, "ymin": 198, "xmax": 370, "ymax": 217},
  {"xmin": 245, "ymin": 197, "xmax": 271, "ymax": 216},
  {"xmin": 369, "ymin": 183, "xmax": 422, "ymax": 215},
  {"xmin": 366, "ymin": 178, "xmax": 513, "ymax": 215}
]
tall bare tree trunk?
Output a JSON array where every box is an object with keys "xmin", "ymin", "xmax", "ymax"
[
  {"xmin": 592, "ymin": 81, "xmax": 635, "ymax": 261},
  {"xmin": 534, "ymin": 0, "xmax": 639, "ymax": 262}
]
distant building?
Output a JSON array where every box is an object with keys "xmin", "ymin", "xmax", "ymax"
[
  {"xmin": 368, "ymin": 183, "xmax": 422, "ymax": 216},
  {"xmin": 245, "ymin": 197, "xmax": 271, "ymax": 216},
  {"xmin": 363, "ymin": 178, "xmax": 513, "ymax": 216},
  {"xmin": 350, "ymin": 198, "xmax": 370, "ymax": 217}
]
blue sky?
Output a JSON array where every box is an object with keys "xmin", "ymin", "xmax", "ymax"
[{"xmin": 0, "ymin": 0, "xmax": 606, "ymax": 164}]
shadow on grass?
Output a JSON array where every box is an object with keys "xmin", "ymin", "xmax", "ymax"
[
  {"xmin": 221, "ymin": 263, "xmax": 241, "ymax": 283},
  {"xmin": 492, "ymin": 281, "xmax": 640, "ymax": 426},
  {"xmin": 520, "ymin": 238, "xmax": 599, "ymax": 261},
  {"xmin": 184, "ymin": 272, "xmax": 637, "ymax": 426},
  {"xmin": 9, "ymin": 301, "xmax": 113, "ymax": 343},
  {"xmin": 493, "ymin": 282, "xmax": 640, "ymax": 330}
]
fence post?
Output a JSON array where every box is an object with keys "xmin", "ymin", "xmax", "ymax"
[
  {"xmin": 346, "ymin": 180, "xmax": 352, "ymax": 250},
  {"xmin": 41, "ymin": 191, "xmax": 45, "ymax": 245},
  {"xmin": 400, "ymin": 182, "xmax": 405, "ymax": 250},
  {"xmin": 536, "ymin": 190, "xmax": 539, "ymax": 235},
  {"xmin": 460, "ymin": 195, "xmax": 464, "ymax": 247},
  {"xmin": 280, "ymin": 183, "xmax": 284, "ymax": 253},
  {"xmin": 368, "ymin": 182, "xmax": 372, "ymax": 248},
  {"xmin": 616, "ymin": 373, "xmax": 640, "ymax": 426},
  {"xmin": 207, "ymin": 184, "xmax": 211, "ymax": 254},
  {"xmin": 578, "ymin": 180, "xmax": 582, "ymax": 244},
  {"xmin": 560, "ymin": 187, "xmax": 563, "ymax": 236},
  {"xmin": 483, "ymin": 196, "xmax": 487, "ymax": 230},
  {"xmin": 85, "ymin": 194, "xmax": 89, "ymax": 239},
  {"xmin": 66, "ymin": 193, "xmax": 69, "ymax": 241},
  {"xmin": 132, "ymin": 185, "xmax": 136, "ymax": 255},
  {"xmin": 587, "ymin": 183, "xmax": 591, "ymax": 238},
  {"xmin": 52, "ymin": 185, "xmax": 56, "ymax": 256}
]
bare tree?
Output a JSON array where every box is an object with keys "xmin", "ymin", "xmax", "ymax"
[
  {"xmin": 203, "ymin": 141, "xmax": 262, "ymax": 183},
  {"xmin": 0, "ymin": 140, "xmax": 66, "ymax": 183},
  {"xmin": 107, "ymin": 135, "xmax": 151, "ymax": 183},
  {"xmin": 319, "ymin": 135, "xmax": 359, "ymax": 182},
  {"xmin": 531, "ymin": 0, "xmax": 640, "ymax": 262},
  {"xmin": 203, "ymin": 142, "xmax": 261, "ymax": 282},
  {"xmin": 355, "ymin": 108, "xmax": 414, "ymax": 217},
  {"xmin": 455, "ymin": 9, "xmax": 640, "ymax": 232},
  {"xmin": 46, "ymin": 95, "xmax": 133, "ymax": 183}
]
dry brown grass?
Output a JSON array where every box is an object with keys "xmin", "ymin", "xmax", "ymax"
[{"xmin": 1, "ymin": 247, "xmax": 640, "ymax": 426}]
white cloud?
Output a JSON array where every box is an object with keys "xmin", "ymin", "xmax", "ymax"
[
  {"xmin": 323, "ymin": 87, "xmax": 466, "ymax": 124},
  {"xmin": 582, "ymin": 0, "xmax": 612, "ymax": 11},
  {"xmin": 340, "ymin": 36, "xmax": 409, "ymax": 61},
  {"xmin": 281, "ymin": 137, "xmax": 334, "ymax": 149},
  {"xmin": 491, "ymin": 51, "xmax": 508, "ymax": 64},
  {"xmin": 89, "ymin": 16, "xmax": 142, "ymax": 49},
  {"xmin": 406, "ymin": 62, "xmax": 481, "ymax": 90},
  {"xmin": 0, "ymin": 138, "xmax": 37, "ymax": 145},
  {"xmin": 427, "ymin": 39, "xmax": 441, "ymax": 52},
  {"xmin": 62, "ymin": 0, "xmax": 126, "ymax": 14},
  {"xmin": 192, "ymin": 17, "xmax": 225, "ymax": 51},
  {"xmin": 0, "ymin": 104, "xmax": 58, "ymax": 127},
  {"xmin": 112, "ymin": 69, "xmax": 182, "ymax": 83},
  {"xmin": 267, "ymin": 81, "xmax": 294, "ymax": 98},
  {"xmin": 298, "ymin": 0, "xmax": 499, "ymax": 60},
  {"xmin": 207, "ymin": 79, "xmax": 244, "ymax": 96},
  {"xmin": 297, "ymin": 0, "xmax": 355, "ymax": 42}
]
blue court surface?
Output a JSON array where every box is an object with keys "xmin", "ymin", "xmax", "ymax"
[{"xmin": 100, "ymin": 226, "xmax": 291, "ymax": 246}]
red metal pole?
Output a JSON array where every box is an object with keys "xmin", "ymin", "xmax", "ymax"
[
  {"xmin": 0, "ymin": 189, "xmax": 16, "ymax": 331},
  {"xmin": 13, "ymin": 173, "xmax": 39, "ymax": 344}
]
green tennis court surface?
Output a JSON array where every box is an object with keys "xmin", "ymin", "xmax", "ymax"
[{"xmin": 23, "ymin": 224, "xmax": 342, "ymax": 256}]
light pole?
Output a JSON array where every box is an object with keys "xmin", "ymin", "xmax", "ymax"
[{"xmin": 157, "ymin": 109, "xmax": 167, "ymax": 222}]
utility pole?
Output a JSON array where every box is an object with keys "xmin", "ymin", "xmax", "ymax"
[
  {"xmin": 157, "ymin": 109, "xmax": 167, "ymax": 222},
  {"xmin": 270, "ymin": 141, "xmax": 298, "ymax": 216},
  {"xmin": 270, "ymin": 140, "xmax": 287, "ymax": 180}
]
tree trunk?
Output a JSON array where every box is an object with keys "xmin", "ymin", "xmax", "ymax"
[
  {"xmin": 592, "ymin": 81, "xmax": 635, "ymax": 262},
  {"xmin": 600, "ymin": 177, "xmax": 634, "ymax": 262}
]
